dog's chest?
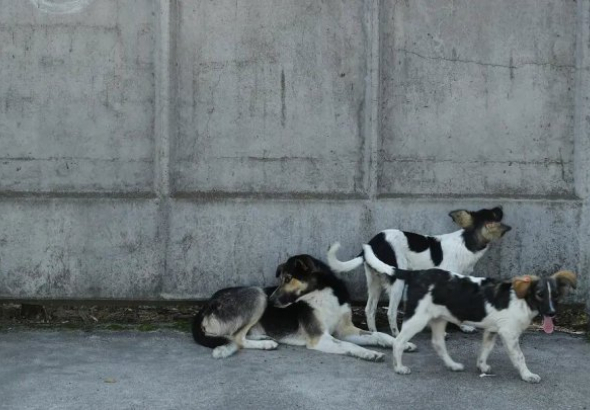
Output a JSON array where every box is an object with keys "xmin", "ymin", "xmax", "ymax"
[{"xmin": 302, "ymin": 289, "xmax": 347, "ymax": 334}]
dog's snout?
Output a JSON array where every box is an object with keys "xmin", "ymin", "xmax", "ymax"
[{"xmin": 546, "ymin": 311, "xmax": 556, "ymax": 318}]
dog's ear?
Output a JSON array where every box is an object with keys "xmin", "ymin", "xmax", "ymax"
[
  {"xmin": 275, "ymin": 263, "xmax": 284, "ymax": 278},
  {"xmin": 293, "ymin": 255, "xmax": 316, "ymax": 272},
  {"xmin": 512, "ymin": 275, "xmax": 535, "ymax": 299},
  {"xmin": 551, "ymin": 270, "xmax": 577, "ymax": 298},
  {"xmin": 491, "ymin": 206, "xmax": 503, "ymax": 221},
  {"xmin": 449, "ymin": 210, "xmax": 474, "ymax": 228}
]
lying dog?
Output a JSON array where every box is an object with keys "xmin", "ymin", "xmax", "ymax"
[
  {"xmin": 365, "ymin": 251, "xmax": 577, "ymax": 383},
  {"xmin": 327, "ymin": 207, "xmax": 511, "ymax": 335},
  {"xmin": 192, "ymin": 254, "xmax": 416, "ymax": 360}
]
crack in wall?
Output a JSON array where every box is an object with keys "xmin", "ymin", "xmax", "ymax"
[{"xmin": 396, "ymin": 48, "xmax": 578, "ymax": 70}]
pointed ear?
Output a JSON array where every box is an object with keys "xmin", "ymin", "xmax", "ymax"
[
  {"xmin": 275, "ymin": 263, "xmax": 284, "ymax": 277},
  {"xmin": 512, "ymin": 275, "xmax": 535, "ymax": 299},
  {"xmin": 492, "ymin": 206, "xmax": 503, "ymax": 221},
  {"xmin": 551, "ymin": 270, "xmax": 577, "ymax": 298},
  {"xmin": 449, "ymin": 210, "xmax": 474, "ymax": 228}
]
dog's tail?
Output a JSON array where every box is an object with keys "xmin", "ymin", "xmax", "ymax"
[
  {"xmin": 191, "ymin": 309, "xmax": 231, "ymax": 349},
  {"xmin": 327, "ymin": 242, "xmax": 364, "ymax": 273},
  {"xmin": 361, "ymin": 244, "xmax": 410, "ymax": 281}
]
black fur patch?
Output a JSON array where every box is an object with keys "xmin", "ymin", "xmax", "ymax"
[
  {"xmin": 403, "ymin": 231, "xmax": 443, "ymax": 266},
  {"xmin": 367, "ymin": 232, "xmax": 398, "ymax": 267},
  {"xmin": 259, "ymin": 301, "xmax": 322, "ymax": 339},
  {"xmin": 398, "ymin": 269, "xmax": 514, "ymax": 323}
]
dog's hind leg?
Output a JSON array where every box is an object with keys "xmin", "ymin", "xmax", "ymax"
[
  {"xmin": 498, "ymin": 331, "xmax": 541, "ymax": 383},
  {"xmin": 476, "ymin": 330, "xmax": 497, "ymax": 374},
  {"xmin": 364, "ymin": 265, "xmax": 381, "ymax": 333},
  {"xmin": 387, "ymin": 280, "xmax": 404, "ymax": 337},
  {"xmin": 336, "ymin": 322, "xmax": 417, "ymax": 352},
  {"xmin": 430, "ymin": 319, "xmax": 464, "ymax": 371},
  {"xmin": 212, "ymin": 343, "xmax": 239, "ymax": 359},
  {"xmin": 310, "ymin": 333, "xmax": 384, "ymax": 362},
  {"xmin": 393, "ymin": 314, "xmax": 430, "ymax": 375}
]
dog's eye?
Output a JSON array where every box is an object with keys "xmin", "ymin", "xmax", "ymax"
[{"xmin": 283, "ymin": 274, "xmax": 292, "ymax": 283}]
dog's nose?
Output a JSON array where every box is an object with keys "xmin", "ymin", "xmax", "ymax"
[{"xmin": 546, "ymin": 311, "xmax": 556, "ymax": 318}]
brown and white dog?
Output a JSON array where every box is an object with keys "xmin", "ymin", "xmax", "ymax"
[{"xmin": 366, "ymin": 248, "xmax": 578, "ymax": 383}]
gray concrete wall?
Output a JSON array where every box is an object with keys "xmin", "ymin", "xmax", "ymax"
[{"xmin": 0, "ymin": 0, "xmax": 588, "ymax": 304}]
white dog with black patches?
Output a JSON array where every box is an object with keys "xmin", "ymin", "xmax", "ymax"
[
  {"xmin": 363, "ymin": 247, "xmax": 577, "ymax": 383},
  {"xmin": 327, "ymin": 207, "xmax": 511, "ymax": 335}
]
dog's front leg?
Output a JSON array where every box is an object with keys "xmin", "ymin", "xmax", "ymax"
[
  {"xmin": 309, "ymin": 333, "xmax": 384, "ymax": 362},
  {"xmin": 499, "ymin": 331, "xmax": 541, "ymax": 383},
  {"xmin": 476, "ymin": 330, "xmax": 497, "ymax": 373}
]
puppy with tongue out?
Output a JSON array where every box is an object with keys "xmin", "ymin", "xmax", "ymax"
[{"xmin": 512, "ymin": 271, "xmax": 577, "ymax": 336}]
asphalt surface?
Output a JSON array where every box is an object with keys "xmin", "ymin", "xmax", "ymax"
[{"xmin": 1, "ymin": 329, "xmax": 589, "ymax": 410}]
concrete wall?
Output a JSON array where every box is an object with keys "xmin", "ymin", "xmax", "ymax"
[{"xmin": 0, "ymin": 0, "xmax": 588, "ymax": 304}]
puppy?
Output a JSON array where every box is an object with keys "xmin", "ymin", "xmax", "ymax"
[
  {"xmin": 370, "ymin": 255, "xmax": 577, "ymax": 383},
  {"xmin": 328, "ymin": 207, "xmax": 511, "ymax": 335},
  {"xmin": 192, "ymin": 254, "xmax": 416, "ymax": 360}
]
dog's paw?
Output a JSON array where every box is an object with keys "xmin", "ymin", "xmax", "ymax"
[
  {"xmin": 477, "ymin": 363, "xmax": 492, "ymax": 374},
  {"xmin": 446, "ymin": 362, "xmax": 465, "ymax": 372},
  {"xmin": 362, "ymin": 351, "xmax": 384, "ymax": 362},
  {"xmin": 521, "ymin": 372, "xmax": 541, "ymax": 384},
  {"xmin": 395, "ymin": 365, "xmax": 411, "ymax": 375},
  {"xmin": 260, "ymin": 340, "xmax": 279, "ymax": 350},
  {"xmin": 212, "ymin": 344, "xmax": 238, "ymax": 359},
  {"xmin": 459, "ymin": 325, "xmax": 477, "ymax": 334},
  {"xmin": 404, "ymin": 342, "xmax": 418, "ymax": 352}
]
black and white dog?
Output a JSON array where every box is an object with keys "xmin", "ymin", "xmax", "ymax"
[
  {"xmin": 327, "ymin": 207, "xmax": 511, "ymax": 335},
  {"xmin": 192, "ymin": 254, "xmax": 416, "ymax": 360},
  {"xmin": 368, "ymin": 253, "xmax": 577, "ymax": 383}
]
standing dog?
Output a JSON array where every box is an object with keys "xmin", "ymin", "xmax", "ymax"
[
  {"xmin": 369, "ymin": 255, "xmax": 577, "ymax": 383},
  {"xmin": 327, "ymin": 207, "xmax": 511, "ymax": 335},
  {"xmin": 192, "ymin": 254, "xmax": 416, "ymax": 360}
]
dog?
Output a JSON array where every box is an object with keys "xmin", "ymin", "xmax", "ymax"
[
  {"xmin": 366, "ymin": 252, "xmax": 577, "ymax": 383},
  {"xmin": 192, "ymin": 254, "xmax": 416, "ymax": 360},
  {"xmin": 327, "ymin": 207, "xmax": 511, "ymax": 335}
]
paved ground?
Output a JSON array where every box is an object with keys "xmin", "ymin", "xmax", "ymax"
[{"xmin": 0, "ymin": 329, "xmax": 589, "ymax": 410}]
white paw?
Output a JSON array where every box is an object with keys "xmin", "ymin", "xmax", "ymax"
[
  {"xmin": 212, "ymin": 344, "xmax": 237, "ymax": 359},
  {"xmin": 447, "ymin": 362, "xmax": 465, "ymax": 372},
  {"xmin": 260, "ymin": 341, "xmax": 279, "ymax": 350},
  {"xmin": 404, "ymin": 342, "xmax": 418, "ymax": 352},
  {"xmin": 477, "ymin": 363, "xmax": 492, "ymax": 374},
  {"xmin": 395, "ymin": 365, "xmax": 411, "ymax": 375},
  {"xmin": 521, "ymin": 372, "xmax": 541, "ymax": 383},
  {"xmin": 362, "ymin": 351, "xmax": 384, "ymax": 362},
  {"xmin": 460, "ymin": 325, "xmax": 477, "ymax": 333}
]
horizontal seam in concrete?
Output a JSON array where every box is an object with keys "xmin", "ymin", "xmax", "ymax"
[
  {"xmin": 0, "ymin": 191, "xmax": 157, "ymax": 199},
  {"xmin": 172, "ymin": 191, "xmax": 371, "ymax": 201},
  {"xmin": 376, "ymin": 193, "xmax": 583, "ymax": 202},
  {"xmin": 0, "ymin": 157, "xmax": 153, "ymax": 163},
  {"xmin": 379, "ymin": 157, "xmax": 574, "ymax": 166},
  {"xmin": 396, "ymin": 48, "xmax": 578, "ymax": 70}
]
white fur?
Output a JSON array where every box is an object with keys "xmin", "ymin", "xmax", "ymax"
[{"xmin": 392, "ymin": 290, "xmax": 542, "ymax": 383}]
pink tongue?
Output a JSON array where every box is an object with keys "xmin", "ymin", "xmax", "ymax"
[{"xmin": 542, "ymin": 316, "xmax": 554, "ymax": 334}]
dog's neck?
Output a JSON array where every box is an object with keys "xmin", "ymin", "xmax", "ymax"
[{"xmin": 461, "ymin": 228, "xmax": 490, "ymax": 252}]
